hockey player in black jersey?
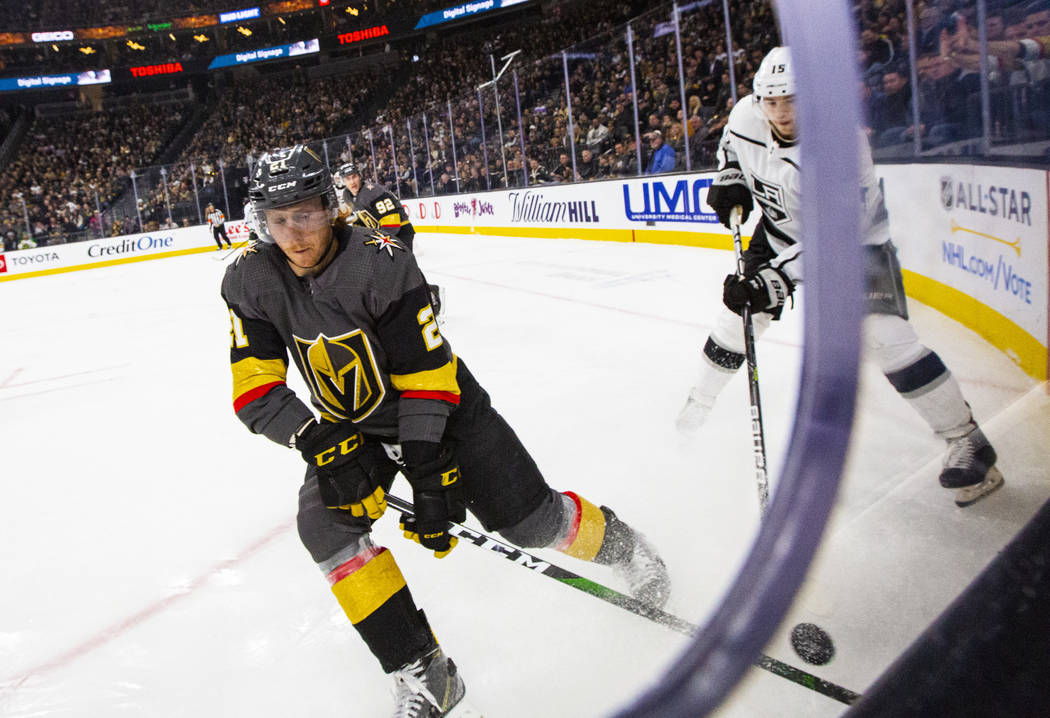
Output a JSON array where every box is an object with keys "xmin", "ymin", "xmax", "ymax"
[
  {"xmin": 336, "ymin": 161, "xmax": 443, "ymax": 317},
  {"xmin": 223, "ymin": 145, "xmax": 670, "ymax": 716},
  {"xmin": 676, "ymin": 47, "xmax": 1003, "ymax": 508}
]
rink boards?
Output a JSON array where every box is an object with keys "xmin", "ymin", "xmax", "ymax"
[{"xmin": 1, "ymin": 166, "xmax": 1046, "ymax": 379}]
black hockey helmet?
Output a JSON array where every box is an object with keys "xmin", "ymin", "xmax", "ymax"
[
  {"xmin": 335, "ymin": 161, "xmax": 362, "ymax": 179},
  {"xmin": 249, "ymin": 144, "xmax": 339, "ymax": 242}
]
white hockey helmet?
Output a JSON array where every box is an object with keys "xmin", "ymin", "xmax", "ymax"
[{"xmin": 753, "ymin": 46, "xmax": 795, "ymax": 99}]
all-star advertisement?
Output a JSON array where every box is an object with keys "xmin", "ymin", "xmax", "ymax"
[{"xmin": 878, "ymin": 163, "xmax": 1048, "ymax": 379}]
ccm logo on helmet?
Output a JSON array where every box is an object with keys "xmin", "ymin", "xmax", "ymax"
[{"xmin": 270, "ymin": 181, "xmax": 297, "ymax": 192}]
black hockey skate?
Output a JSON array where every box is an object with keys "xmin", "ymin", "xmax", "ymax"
[
  {"xmin": 391, "ymin": 645, "xmax": 481, "ymax": 718},
  {"xmin": 939, "ymin": 424, "xmax": 1004, "ymax": 507},
  {"xmin": 598, "ymin": 508, "xmax": 672, "ymax": 609}
]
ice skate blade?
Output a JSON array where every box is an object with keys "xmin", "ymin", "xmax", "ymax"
[{"xmin": 954, "ymin": 467, "xmax": 1004, "ymax": 507}]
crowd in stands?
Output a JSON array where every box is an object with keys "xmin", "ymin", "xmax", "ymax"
[
  {"xmin": 332, "ymin": 0, "xmax": 776, "ymax": 197},
  {"xmin": 858, "ymin": 0, "xmax": 1050, "ymax": 152},
  {"xmin": 0, "ymin": 103, "xmax": 190, "ymax": 250},
  {"xmin": 3, "ymin": 0, "xmax": 1050, "ymax": 248}
]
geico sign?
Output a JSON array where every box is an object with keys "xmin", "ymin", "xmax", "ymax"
[
  {"xmin": 32, "ymin": 31, "xmax": 74, "ymax": 42},
  {"xmin": 87, "ymin": 235, "xmax": 174, "ymax": 257}
]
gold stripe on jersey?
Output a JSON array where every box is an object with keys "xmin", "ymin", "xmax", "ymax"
[
  {"xmin": 232, "ymin": 357, "xmax": 288, "ymax": 402},
  {"xmin": 329, "ymin": 547, "xmax": 407, "ymax": 624},
  {"xmin": 390, "ymin": 355, "xmax": 460, "ymax": 396},
  {"xmin": 378, "ymin": 212, "xmax": 402, "ymax": 228}
]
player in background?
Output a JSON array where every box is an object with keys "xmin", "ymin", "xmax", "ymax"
[
  {"xmin": 675, "ymin": 47, "xmax": 1003, "ymax": 508},
  {"xmin": 242, "ymin": 197, "xmax": 259, "ymax": 244},
  {"xmin": 336, "ymin": 161, "xmax": 444, "ymax": 318},
  {"xmin": 223, "ymin": 145, "xmax": 670, "ymax": 716},
  {"xmin": 206, "ymin": 202, "xmax": 232, "ymax": 251}
]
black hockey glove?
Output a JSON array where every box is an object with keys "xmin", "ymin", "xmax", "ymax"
[
  {"xmin": 722, "ymin": 265, "xmax": 795, "ymax": 320},
  {"xmin": 706, "ymin": 166, "xmax": 753, "ymax": 228},
  {"xmin": 400, "ymin": 442, "xmax": 465, "ymax": 558},
  {"xmin": 292, "ymin": 419, "xmax": 386, "ymax": 519}
]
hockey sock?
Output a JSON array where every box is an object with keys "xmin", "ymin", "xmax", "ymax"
[
  {"xmin": 325, "ymin": 543, "xmax": 432, "ymax": 672},
  {"xmin": 884, "ymin": 350, "xmax": 972, "ymax": 439},
  {"xmin": 552, "ymin": 492, "xmax": 608, "ymax": 562}
]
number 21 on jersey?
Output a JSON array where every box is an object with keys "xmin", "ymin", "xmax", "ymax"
[{"xmin": 229, "ymin": 308, "xmax": 249, "ymax": 348}]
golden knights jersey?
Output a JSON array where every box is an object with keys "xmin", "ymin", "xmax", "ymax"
[
  {"xmin": 339, "ymin": 184, "xmax": 410, "ymax": 236},
  {"xmin": 221, "ymin": 224, "xmax": 456, "ymax": 447},
  {"xmin": 717, "ymin": 94, "xmax": 891, "ymax": 283}
]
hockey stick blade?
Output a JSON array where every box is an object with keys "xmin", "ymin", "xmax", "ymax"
[{"xmin": 387, "ymin": 494, "xmax": 859, "ymax": 705}]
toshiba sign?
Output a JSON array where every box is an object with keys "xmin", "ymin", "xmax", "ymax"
[
  {"xmin": 130, "ymin": 62, "xmax": 184, "ymax": 78},
  {"xmin": 338, "ymin": 25, "xmax": 390, "ymax": 44}
]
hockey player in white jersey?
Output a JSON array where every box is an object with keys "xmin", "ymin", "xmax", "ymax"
[{"xmin": 676, "ymin": 46, "xmax": 1003, "ymax": 507}]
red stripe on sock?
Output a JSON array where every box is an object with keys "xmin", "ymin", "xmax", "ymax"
[
  {"xmin": 555, "ymin": 491, "xmax": 583, "ymax": 552},
  {"xmin": 326, "ymin": 545, "xmax": 384, "ymax": 586}
]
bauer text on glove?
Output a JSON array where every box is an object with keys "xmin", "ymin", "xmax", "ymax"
[
  {"xmin": 706, "ymin": 166, "xmax": 753, "ymax": 228},
  {"xmin": 722, "ymin": 265, "xmax": 794, "ymax": 319}
]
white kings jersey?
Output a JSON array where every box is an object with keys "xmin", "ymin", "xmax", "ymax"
[
  {"xmin": 243, "ymin": 201, "xmax": 257, "ymax": 233},
  {"xmin": 716, "ymin": 94, "xmax": 891, "ymax": 284}
]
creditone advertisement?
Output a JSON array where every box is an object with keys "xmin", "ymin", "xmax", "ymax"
[
  {"xmin": 877, "ymin": 163, "xmax": 1047, "ymax": 380},
  {"xmin": 406, "ymin": 171, "xmax": 747, "ymax": 248},
  {"xmin": 0, "ymin": 226, "xmax": 216, "ymax": 281}
]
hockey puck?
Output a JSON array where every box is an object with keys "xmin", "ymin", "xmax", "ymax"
[{"xmin": 790, "ymin": 623, "xmax": 835, "ymax": 665}]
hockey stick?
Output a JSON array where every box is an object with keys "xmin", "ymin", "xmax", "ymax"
[
  {"xmin": 731, "ymin": 206, "xmax": 770, "ymax": 516},
  {"xmin": 386, "ymin": 493, "xmax": 860, "ymax": 706}
]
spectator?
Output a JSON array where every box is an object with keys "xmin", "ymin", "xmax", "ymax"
[
  {"xmin": 552, "ymin": 152, "xmax": 574, "ymax": 183},
  {"xmin": 869, "ymin": 64, "xmax": 914, "ymax": 146},
  {"xmin": 644, "ymin": 130, "xmax": 676, "ymax": 174},
  {"xmin": 585, "ymin": 116, "xmax": 611, "ymax": 152},
  {"xmin": 577, "ymin": 148, "xmax": 599, "ymax": 181},
  {"xmin": 528, "ymin": 157, "xmax": 552, "ymax": 184}
]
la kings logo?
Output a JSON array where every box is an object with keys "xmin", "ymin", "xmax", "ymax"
[
  {"xmin": 752, "ymin": 176, "xmax": 790, "ymax": 224},
  {"xmin": 293, "ymin": 329, "xmax": 385, "ymax": 421}
]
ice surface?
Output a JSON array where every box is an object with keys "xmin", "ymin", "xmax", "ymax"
[{"xmin": 1, "ymin": 233, "xmax": 1046, "ymax": 717}]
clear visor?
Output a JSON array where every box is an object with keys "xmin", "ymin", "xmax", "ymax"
[{"xmin": 262, "ymin": 207, "xmax": 331, "ymax": 238}]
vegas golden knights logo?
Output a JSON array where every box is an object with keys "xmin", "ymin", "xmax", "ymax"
[{"xmin": 293, "ymin": 330, "xmax": 385, "ymax": 421}]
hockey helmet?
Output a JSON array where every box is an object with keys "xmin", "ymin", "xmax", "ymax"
[
  {"xmin": 753, "ymin": 46, "xmax": 795, "ymax": 99},
  {"xmin": 249, "ymin": 145, "xmax": 339, "ymax": 242},
  {"xmin": 336, "ymin": 161, "xmax": 362, "ymax": 178}
]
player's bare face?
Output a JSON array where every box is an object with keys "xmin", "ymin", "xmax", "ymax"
[
  {"xmin": 265, "ymin": 197, "xmax": 335, "ymax": 277},
  {"xmin": 761, "ymin": 96, "xmax": 796, "ymax": 139},
  {"xmin": 344, "ymin": 174, "xmax": 362, "ymax": 194}
]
